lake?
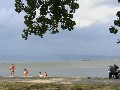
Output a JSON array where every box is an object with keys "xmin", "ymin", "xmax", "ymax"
[{"xmin": 0, "ymin": 60, "xmax": 120, "ymax": 78}]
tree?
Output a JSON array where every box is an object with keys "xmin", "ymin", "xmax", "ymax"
[
  {"xmin": 14, "ymin": 0, "xmax": 79, "ymax": 40},
  {"xmin": 109, "ymin": 0, "xmax": 120, "ymax": 43}
]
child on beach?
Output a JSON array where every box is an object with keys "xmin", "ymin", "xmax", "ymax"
[
  {"xmin": 10, "ymin": 64, "xmax": 15, "ymax": 76},
  {"xmin": 24, "ymin": 69, "xmax": 28, "ymax": 77},
  {"xmin": 37, "ymin": 72, "xmax": 43, "ymax": 77},
  {"xmin": 43, "ymin": 72, "xmax": 47, "ymax": 77}
]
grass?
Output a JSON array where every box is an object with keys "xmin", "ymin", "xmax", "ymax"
[{"xmin": 0, "ymin": 82, "xmax": 120, "ymax": 90}]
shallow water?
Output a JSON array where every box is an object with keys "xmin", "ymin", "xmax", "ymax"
[{"xmin": 0, "ymin": 60, "xmax": 120, "ymax": 78}]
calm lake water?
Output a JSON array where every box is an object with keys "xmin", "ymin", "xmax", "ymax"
[{"xmin": 0, "ymin": 60, "xmax": 120, "ymax": 78}]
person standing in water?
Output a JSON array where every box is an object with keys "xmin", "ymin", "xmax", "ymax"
[
  {"xmin": 37, "ymin": 72, "xmax": 43, "ymax": 77},
  {"xmin": 24, "ymin": 69, "xmax": 28, "ymax": 77},
  {"xmin": 10, "ymin": 64, "xmax": 15, "ymax": 76},
  {"xmin": 43, "ymin": 72, "xmax": 47, "ymax": 77}
]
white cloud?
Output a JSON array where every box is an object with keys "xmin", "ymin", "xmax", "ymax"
[
  {"xmin": 0, "ymin": 8, "xmax": 25, "ymax": 42},
  {"xmin": 0, "ymin": 8, "xmax": 24, "ymax": 31},
  {"xmin": 74, "ymin": 0, "xmax": 120, "ymax": 28}
]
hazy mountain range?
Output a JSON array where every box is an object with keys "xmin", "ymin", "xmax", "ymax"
[{"xmin": 0, "ymin": 54, "xmax": 120, "ymax": 62}]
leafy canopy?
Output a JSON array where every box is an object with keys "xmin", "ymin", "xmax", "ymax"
[
  {"xmin": 109, "ymin": 0, "xmax": 120, "ymax": 43},
  {"xmin": 14, "ymin": 0, "xmax": 79, "ymax": 40}
]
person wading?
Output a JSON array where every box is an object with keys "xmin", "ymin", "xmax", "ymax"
[{"xmin": 10, "ymin": 64, "xmax": 15, "ymax": 76}]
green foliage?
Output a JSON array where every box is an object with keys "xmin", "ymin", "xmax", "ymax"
[
  {"xmin": 109, "ymin": 1, "xmax": 120, "ymax": 43},
  {"xmin": 14, "ymin": 0, "xmax": 79, "ymax": 40},
  {"xmin": 109, "ymin": 26, "xmax": 118, "ymax": 34}
]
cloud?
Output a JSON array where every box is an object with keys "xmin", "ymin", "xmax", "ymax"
[
  {"xmin": 0, "ymin": 8, "xmax": 25, "ymax": 46},
  {"xmin": 0, "ymin": 8, "xmax": 24, "ymax": 31},
  {"xmin": 73, "ymin": 0, "xmax": 120, "ymax": 28},
  {"xmin": 0, "ymin": 0, "xmax": 120, "ymax": 56}
]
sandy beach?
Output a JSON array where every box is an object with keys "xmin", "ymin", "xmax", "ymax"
[
  {"xmin": 0, "ymin": 77, "xmax": 120, "ymax": 86},
  {"xmin": 0, "ymin": 77, "xmax": 120, "ymax": 90}
]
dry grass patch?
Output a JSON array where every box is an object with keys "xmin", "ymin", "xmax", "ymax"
[{"xmin": 0, "ymin": 82, "xmax": 120, "ymax": 90}]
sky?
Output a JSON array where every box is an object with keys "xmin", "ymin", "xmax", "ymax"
[{"xmin": 0, "ymin": 0, "xmax": 120, "ymax": 56}]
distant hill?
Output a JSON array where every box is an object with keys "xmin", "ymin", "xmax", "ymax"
[{"xmin": 0, "ymin": 54, "xmax": 120, "ymax": 62}]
